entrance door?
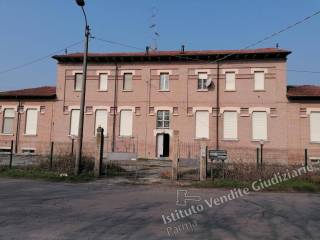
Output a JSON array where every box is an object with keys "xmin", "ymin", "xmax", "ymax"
[{"xmin": 157, "ymin": 134, "xmax": 170, "ymax": 158}]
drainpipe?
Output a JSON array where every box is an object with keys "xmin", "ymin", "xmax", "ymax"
[
  {"xmin": 111, "ymin": 63, "xmax": 119, "ymax": 152},
  {"xmin": 216, "ymin": 63, "xmax": 220, "ymax": 150},
  {"xmin": 15, "ymin": 98, "xmax": 22, "ymax": 153}
]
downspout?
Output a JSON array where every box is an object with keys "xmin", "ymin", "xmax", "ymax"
[
  {"xmin": 111, "ymin": 62, "xmax": 119, "ymax": 152},
  {"xmin": 216, "ymin": 63, "xmax": 220, "ymax": 150},
  {"xmin": 15, "ymin": 98, "xmax": 22, "ymax": 153}
]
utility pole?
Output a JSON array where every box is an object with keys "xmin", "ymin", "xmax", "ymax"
[{"xmin": 74, "ymin": 0, "xmax": 90, "ymax": 175}]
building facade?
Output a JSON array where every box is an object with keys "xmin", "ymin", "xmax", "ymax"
[{"xmin": 0, "ymin": 48, "xmax": 319, "ymax": 164}]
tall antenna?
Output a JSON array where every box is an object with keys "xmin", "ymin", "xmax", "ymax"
[{"xmin": 149, "ymin": 6, "xmax": 160, "ymax": 51}]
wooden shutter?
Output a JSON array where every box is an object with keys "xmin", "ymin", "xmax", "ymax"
[
  {"xmin": 25, "ymin": 109, "xmax": 38, "ymax": 135},
  {"xmin": 70, "ymin": 110, "xmax": 80, "ymax": 136},
  {"xmin": 223, "ymin": 111, "xmax": 237, "ymax": 139},
  {"xmin": 95, "ymin": 110, "xmax": 108, "ymax": 135},
  {"xmin": 3, "ymin": 109, "xmax": 14, "ymax": 134},
  {"xmin": 225, "ymin": 72, "xmax": 236, "ymax": 90},
  {"xmin": 120, "ymin": 110, "xmax": 133, "ymax": 136},
  {"xmin": 99, "ymin": 74, "xmax": 108, "ymax": 91},
  {"xmin": 196, "ymin": 111, "xmax": 209, "ymax": 139},
  {"xmin": 310, "ymin": 112, "xmax": 320, "ymax": 142},
  {"xmin": 252, "ymin": 111, "xmax": 267, "ymax": 140},
  {"xmin": 254, "ymin": 72, "xmax": 265, "ymax": 90}
]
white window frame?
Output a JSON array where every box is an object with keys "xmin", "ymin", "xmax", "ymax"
[
  {"xmin": 223, "ymin": 111, "xmax": 238, "ymax": 140},
  {"xmin": 252, "ymin": 111, "xmax": 268, "ymax": 141},
  {"xmin": 225, "ymin": 72, "xmax": 236, "ymax": 91},
  {"xmin": 310, "ymin": 111, "xmax": 320, "ymax": 143},
  {"xmin": 94, "ymin": 110, "xmax": 108, "ymax": 136},
  {"xmin": 2, "ymin": 108, "xmax": 15, "ymax": 134},
  {"xmin": 159, "ymin": 73, "xmax": 170, "ymax": 91},
  {"xmin": 74, "ymin": 73, "xmax": 83, "ymax": 91},
  {"xmin": 98, "ymin": 73, "xmax": 108, "ymax": 91},
  {"xmin": 197, "ymin": 73, "xmax": 208, "ymax": 90},
  {"xmin": 25, "ymin": 109, "xmax": 38, "ymax": 135},
  {"xmin": 119, "ymin": 110, "xmax": 133, "ymax": 137},
  {"xmin": 157, "ymin": 110, "xmax": 170, "ymax": 129},
  {"xmin": 69, "ymin": 109, "xmax": 80, "ymax": 136},
  {"xmin": 253, "ymin": 71, "xmax": 265, "ymax": 91},
  {"xmin": 123, "ymin": 73, "xmax": 133, "ymax": 91},
  {"xmin": 195, "ymin": 111, "xmax": 209, "ymax": 139}
]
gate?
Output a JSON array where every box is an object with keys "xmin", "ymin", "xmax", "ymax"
[{"xmin": 177, "ymin": 141, "xmax": 201, "ymax": 180}]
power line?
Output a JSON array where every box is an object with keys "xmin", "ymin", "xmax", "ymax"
[
  {"xmin": 93, "ymin": 37, "xmax": 144, "ymax": 51},
  {"xmin": 0, "ymin": 40, "xmax": 83, "ymax": 76}
]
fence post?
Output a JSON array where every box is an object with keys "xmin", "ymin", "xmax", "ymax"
[
  {"xmin": 9, "ymin": 140, "xmax": 13, "ymax": 168},
  {"xmin": 94, "ymin": 127, "xmax": 104, "ymax": 177},
  {"xmin": 171, "ymin": 130, "xmax": 179, "ymax": 181},
  {"xmin": 304, "ymin": 148, "xmax": 308, "ymax": 167},
  {"xmin": 260, "ymin": 143, "xmax": 263, "ymax": 167},
  {"xmin": 50, "ymin": 141, "xmax": 54, "ymax": 170},
  {"xmin": 200, "ymin": 143, "xmax": 207, "ymax": 181}
]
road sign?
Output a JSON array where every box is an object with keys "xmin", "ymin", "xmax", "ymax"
[{"xmin": 208, "ymin": 150, "xmax": 227, "ymax": 161}]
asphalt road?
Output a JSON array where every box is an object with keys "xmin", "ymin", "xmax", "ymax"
[{"xmin": 0, "ymin": 178, "xmax": 319, "ymax": 240}]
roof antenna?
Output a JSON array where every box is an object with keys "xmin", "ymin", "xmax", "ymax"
[
  {"xmin": 181, "ymin": 45, "xmax": 185, "ymax": 54},
  {"xmin": 276, "ymin": 43, "xmax": 279, "ymax": 48},
  {"xmin": 65, "ymin": 48, "xmax": 68, "ymax": 55}
]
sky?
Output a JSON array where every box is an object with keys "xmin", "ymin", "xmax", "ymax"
[{"xmin": 0, "ymin": 0, "xmax": 320, "ymax": 90}]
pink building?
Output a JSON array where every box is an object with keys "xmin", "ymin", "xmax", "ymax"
[{"xmin": 0, "ymin": 48, "xmax": 320, "ymax": 164}]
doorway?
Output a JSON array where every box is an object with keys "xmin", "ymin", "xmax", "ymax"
[{"xmin": 157, "ymin": 133, "xmax": 170, "ymax": 158}]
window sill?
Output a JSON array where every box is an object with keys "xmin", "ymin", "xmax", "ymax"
[
  {"xmin": 197, "ymin": 89, "xmax": 208, "ymax": 92},
  {"xmin": 24, "ymin": 134, "xmax": 37, "ymax": 137},
  {"xmin": 119, "ymin": 135, "xmax": 134, "ymax": 138},
  {"xmin": 96, "ymin": 90, "xmax": 108, "ymax": 92},
  {"xmin": 194, "ymin": 138, "xmax": 209, "ymax": 140},
  {"xmin": 74, "ymin": 90, "xmax": 82, "ymax": 92},
  {"xmin": 253, "ymin": 90, "xmax": 266, "ymax": 92},
  {"xmin": 158, "ymin": 90, "xmax": 170, "ymax": 92},
  {"xmin": 251, "ymin": 139, "xmax": 269, "ymax": 143},
  {"xmin": 240, "ymin": 114, "xmax": 250, "ymax": 117},
  {"xmin": 310, "ymin": 141, "xmax": 320, "ymax": 144},
  {"xmin": 122, "ymin": 90, "xmax": 133, "ymax": 92},
  {"xmin": 0, "ymin": 133, "xmax": 14, "ymax": 136},
  {"xmin": 68, "ymin": 135, "xmax": 78, "ymax": 138},
  {"xmin": 224, "ymin": 90, "xmax": 236, "ymax": 92},
  {"xmin": 222, "ymin": 138, "xmax": 239, "ymax": 142}
]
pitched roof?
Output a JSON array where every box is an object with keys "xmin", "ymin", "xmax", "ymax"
[
  {"xmin": 287, "ymin": 85, "xmax": 320, "ymax": 99},
  {"xmin": 53, "ymin": 48, "xmax": 291, "ymax": 63},
  {"xmin": 0, "ymin": 86, "xmax": 56, "ymax": 99}
]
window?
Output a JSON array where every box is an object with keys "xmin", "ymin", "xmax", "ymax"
[
  {"xmin": 123, "ymin": 73, "xmax": 133, "ymax": 91},
  {"xmin": 225, "ymin": 72, "xmax": 236, "ymax": 91},
  {"xmin": 74, "ymin": 73, "xmax": 83, "ymax": 91},
  {"xmin": 223, "ymin": 111, "xmax": 238, "ymax": 140},
  {"xmin": 157, "ymin": 110, "xmax": 170, "ymax": 129},
  {"xmin": 310, "ymin": 112, "xmax": 320, "ymax": 142},
  {"xmin": 160, "ymin": 73, "xmax": 169, "ymax": 91},
  {"xmin": 99, "ymin": 73, "xmax": 108, "ymax": 91},
  {"xmin": 2, "ymin": 108, "xmax": 15, "ymax": 134},
  {"xmin": 25, "ymin": 109, "xmax": 38, "ymax": 135},
  {"xmin": 197, "ymin": 73, "xmax": 207, "ymax": 90},
  {"xmin": 120, "ymin": 110, "xmax": 133, "ymax": 136},
  {"xmin": 70, "ymin": 109, "xmax": 80, "ymax": 136},
  {"xmin": 252, "ymin": 111, "xmax": 267, "ymax": 140},
  {"xmin": 254, "ymin": 71, "xmax": 265, "ymax": 91},
  {"xmin": 95, "ymin": 110, "xmax": 108, "ymax": 135},
  {"xmin": 195, "ymin": 111, "xmax": 209, "ymax": 139}
]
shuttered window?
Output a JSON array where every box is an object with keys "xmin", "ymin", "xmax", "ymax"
[
  {"xmin": 99, "ymin": 73, "xmax": 108, "ymax": 91},
  {"xmin": 157, "ymin": 110, "xmax": 170, "ymax": 129},
  {"xmin": 310, "ymin": 112, "xmax": 320, "ymax": 142},
  {"xmin": 252, "ymin": 111, "xmax": 267, "ymax": 140},
  {"xmin": 160, "ymin": 73, "xmax": 169, "ymax": 90},
  {"xmin": 2, "ymin": 108, "xmax": 15, "ymax": 134},
  {"xmin": 95, "ymin": 110, "xmax": 108, "ymax": 135},
  {"xmin": 223, "ymin": 111, "xmax": 238, "ymax": 139},
  {"xmin": 75, "ymin": 73, "xmax": 83, "ymax": 91},
  {"xmin": 120, "ymin": 110, "xmax": 133, "ymax": 136},
  {"xmin": 225, "ymin": 72, "xmax": 236, "ymax": 91},
  {"xmin": 123, "ymin": 73, "xmax": 133, "ymax": 91},
  {"xmin": 70, "ymin": 109, "xmax": 80, "ymax": 136},
  {"xmin": 195, "ymin": 111, "xmax": 209, "ymax": 139},
  {"xmin": 25, "ymin": 109, "xmax": 38, "ymax": 135},
  {"xmin": 254, "ymin": 71, "xmax": 265, "ymax": 90}
]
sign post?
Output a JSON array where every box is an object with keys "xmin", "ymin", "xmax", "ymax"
[{"xmin": 208, "ymin": 150, "xmax": 228, "ymax": 180}]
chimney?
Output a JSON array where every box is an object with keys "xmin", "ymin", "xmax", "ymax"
[{"xmin": 181, "ymin": 45, "xmax": 185, "ymax": 54}]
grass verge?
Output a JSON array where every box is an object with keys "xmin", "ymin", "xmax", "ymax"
[{"xmin": 0, "ymin": 167, "xmax": 95, "ymax": 182}]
